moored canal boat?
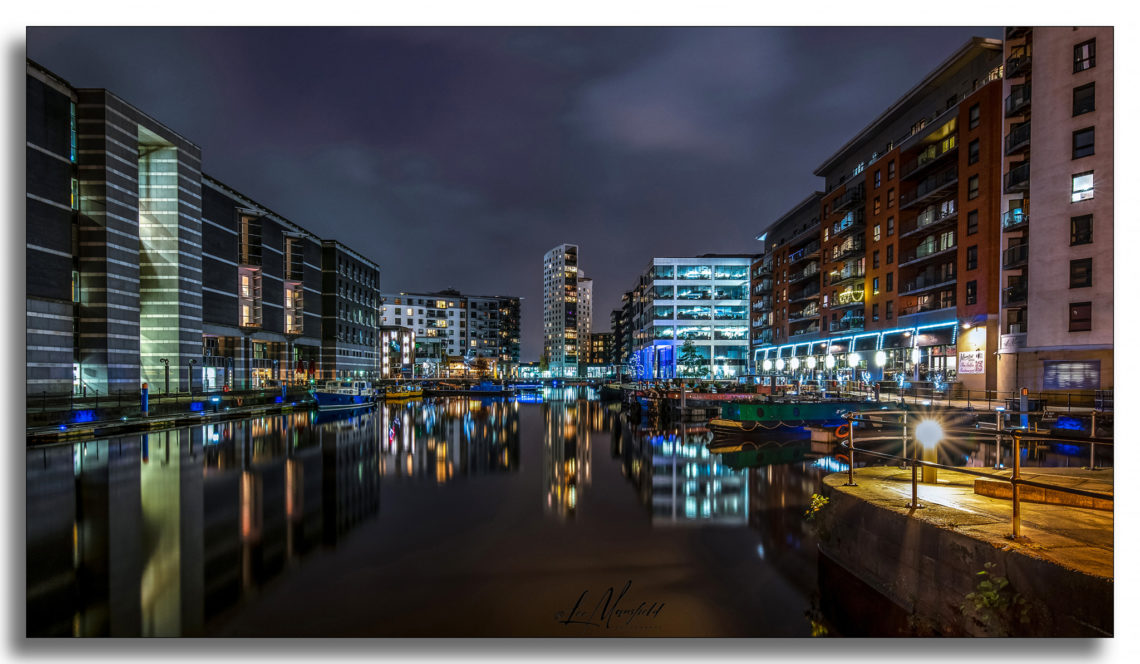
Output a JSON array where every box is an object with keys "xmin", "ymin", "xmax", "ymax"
[{"xmin": 311, "ymin": 380, "xmax": 374, "ymax": 410}]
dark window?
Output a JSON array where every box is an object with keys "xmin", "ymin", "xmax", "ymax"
[
  {"xmin": 966, "ymin": 280, "xmax": 977, "ymax": 305},
  {"xmin": 1068, "ymin": 302, "xmax": 1092, "ymax": 332},
  {"xmin": 887, "ymin": 188, "xmax": 895, "ymax": 208},
  {"xmin": 968, "ymin": 175, "xmax": 979, "ymax": 200},
  {"xmin": 968, "ymin": 103, "xmax": 980, "ymax": 129},
  {"xmin": 872, "ymin": 303, "xmax": 880, "ymax": 321},
  {"xmin": 968, "ymin": 139, "xmax": 980, "ymax": 165},
  {"xmin": 874, "ymin": 170, "xmax": 881, "ymax": 188},
  {"xmin": 1073, "ymin": 127, "xmax": 1095, "ymax": 159},
  {"xmin": 886, "ymin": 245, "xmax": 894, "ymax": 264},
  {"xmin": 967, "ymin": 245, "xmax": 978, "ymax": 271},
  {"xmin": 888, "ymin": 160, "xmax": 895, "ymax": 179},
  {"xmin": 886, "ymin": 216, "xmax": 894, "ymax": 236},
  {"xmin": 1071, "ymin": 215, "xmax": 1093, "ymax": 245},
  {"xmin": 1069, "ymin": 258, "xmax": 1093, "ymax": 288},
  {"xmin": 886, "ymin": 272, "xmax": 893, "ymax": 292},
  {"xmin": 885, "ymin": 301, "xmax": 894, "ymax": 319},
  {"xmin": 1073, "ymin": 83, "xmax": 1095, "ymax": 115},
  {"xmin": 967, "ymin": 210, "xmax": 979, "ymax": 235},
  {"xmin": 873, "ymin": 250, "xmax": 880, "ymax": 269},
  {"xmin": 1074, "ymin": 39, "xmax": 1096, "ymax": 72}
]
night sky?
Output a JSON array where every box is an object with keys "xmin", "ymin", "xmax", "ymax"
[{"xmin": 28, "ymin": 26, "xmax": 1001, "ymax": 361}]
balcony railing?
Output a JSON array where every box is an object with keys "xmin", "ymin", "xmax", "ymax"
[
  {"xmin": 1003, "ymin": 284, "xmax": 1028, "ymax": 308},
  {"xmin": 789, "ymin": 285, "xmax": 821, "ymax": 303},
  {"xmin": 901, "ymin": 134, "xmax": 958, "ymax": 180},
  {"xmin": 1005, "ymin": 83, "xmax": 1031, "ymax": 116},
  {"xmin": 753, "ymin": 279, "xmax": 773, "ymax": 293},
  {"xmin": 900, "ymin": 269, "xmax": 957, "ymax": 295},
  {"xmin": 1002, "ymin": 207, "xmax": 1028, "ymax": 231},
  {"xmin": 830, "ymin": 316, "xmax": 865, "ymax": 333},
  {"xmin": 899, "ymin": 166, "xmax": 958, "ymax": 209},
  {"xmin": 830, "ymin": 240, "xmax": 865, "ymax": 263},
  {"xmin": 829, "ymin": 268, "xmax": 865, "ymax": 286},
  {"xmin": 1003, "ymin": 243, "xmax": 1029, "ymax": 270},
  {"xmin": 1005, "ymin": 122, "xmax": 1031, "ymax": 155},
  {"xmin": 1006, "ymin": 26, "xmax": 1029, "ymax": 40},
  {"xmin": 787, "ymin": 240, "xmax": 821, "ymax": 265},
  {"xmin": 901, "ymin": 201, "xmax": 957, "ymax": 238},
  {"xmin": 831, "ymin": 185, "xmax": 864, "ymax": 214},
  {"xmin": 788, "ymin": 307, "xmax": 820, "ymax": 322},
  {"xmin": 899, "ymin": 299, "xmax": 955, "ymax": 317},
  {"xmin": 788, "ymin": 264, "xmax": 820, "ymax": 284},
  {"xmin": 1005, "ymin": 48, "xmax": 1031, "ymax": 78},
  {"xmin": 790, "ymin": 323, "xmax": 821, "ymax": 337},
  {"xmin": 1004, "ymin": 161, "xmax": 1030, "ymax": 194},
  {"xmin": 899, "ymin": 242, "xmax": 957, "ymax": 267},
  {"xmin": 754, "ymin": 263, "xmax": 773, "ymax": 278},
  {"xmin": 752, "ymin": 297, "xmax": 773, "ymax": 310}
]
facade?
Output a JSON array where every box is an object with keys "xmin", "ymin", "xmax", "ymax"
[
  {"xmin": 379, "ymin": 289, "xmax": 521, "ymax": 377},
  {"xmin": 319, "ymin": 245, "xmax": 381, "ymax": 381},
  {"xmin": 378, "ymin": 326, "xmax": 416, "ymax": 379},
  {"xmin": 751, "ymin": 38, "xmax": 1008, "ymax": 393},
  {"xmin": 577, "ymin": 272, "xmax": 593, "ymax": 346},
  {"xmin": 200, "ymin": 177, "xmax": 324, "ymax": 390},
  {"xmin": 27, "ymin": 59, "xmax": 205, "ymax": 397},
  {"xmin": 542, "ymin": 243, "xmax": 580, "ymax": 377},
  {"xmin": 580, "ymin": 331, "xmax": 615, "ymax": 378},
  {"xmin": 628, "ymin": 256, "xmax": 752, "ymax": 380},
  {"xmin": 997, "ymin": 27, "xmax": 1113, "ymax": 392}
]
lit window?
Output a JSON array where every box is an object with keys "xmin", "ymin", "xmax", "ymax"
[
  {"xmin": 1074, "ymin": 39, "xmax": 1096, "ymax": 72},
  {"xmin": 70, "ymin": 178, "xmax": 79, "ymax": 210},
  {"xmin": 873, "ymin": 224, "xmax": 881, "ymax": 242},
  {"xmin": 1071, "ymin": 172, "xmax": 1094, "ymax": 202}
]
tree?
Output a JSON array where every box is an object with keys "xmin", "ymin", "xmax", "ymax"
[
  {"xmin": 472, "ymin": 358, "xmax": 491, "ymax": 377},
  {"xmin": 538, "ymin": 354, "xmax": 549, "ymax": 372},
  {"xmin": 677, "ymin": 340, "xmax": 705, "ymax": 378}
]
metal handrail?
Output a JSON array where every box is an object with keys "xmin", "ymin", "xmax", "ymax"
[{"xmin": 838, "ymin": 410, "xmax": 1113, "ymax": 539}]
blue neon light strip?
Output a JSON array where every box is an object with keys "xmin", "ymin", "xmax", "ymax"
[{"xmin": 751, "ymin": 320, "xmax": 957, "ymax": 354}]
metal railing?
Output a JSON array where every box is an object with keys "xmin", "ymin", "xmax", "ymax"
[{"xmin": 838, "ymin": 409, "xmax": 1112, "ymax": 539}]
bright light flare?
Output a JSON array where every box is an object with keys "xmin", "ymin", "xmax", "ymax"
[{"xmin": 915, "ymin": 419, "xmax": 944, "ymax": 447}]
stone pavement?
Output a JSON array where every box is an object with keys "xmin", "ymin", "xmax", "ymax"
[{"xmin": 823, "ymin": 465, "xmax": 1113, "ymax": 581}]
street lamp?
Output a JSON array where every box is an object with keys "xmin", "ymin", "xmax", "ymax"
[
  {"xmin": 188, "ymin": 358, "xmax": 198, "ymax": 397},
  {"xmin": 915, "ymin": 418, "xmax": 943, "ymax": 483},
  {"xmin": 159, "ymin": 358, "xmax": 170, "ymax": 394}
]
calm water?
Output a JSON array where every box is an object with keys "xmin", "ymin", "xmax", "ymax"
[{"xmin": 27, "ymin": 388, "xmax": 835, "ymax": 637}]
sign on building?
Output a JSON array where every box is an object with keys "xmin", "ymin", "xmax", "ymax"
[{"xmin": 958, "ymin": 350, "xmax": 985, "ymax": 374}]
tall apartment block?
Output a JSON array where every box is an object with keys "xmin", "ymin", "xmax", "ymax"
[
  {"xmin": 542, "ymin": 243, "xmax": 579, "ymax": 377},
  {"xmin": 751, "ymin": 38, "xmax": 1006, "ymax": 392},
  {"xmin": 201, "ymin": 177, "xmax": 324, "ymax": 390},
  {"xmin": 27, "ymin": 60, "xmax": 204, "ymax": 396},
  {"xmin": 998, "ymin": 27, "xmax": 1113, "ymax": 392},
  {"xmin": 627, "ymin": 255, "xmax": 752, "ymax": 380},
  {"xmin": 321, "ymin": 241, "xmax": 381, "ymax": 380},
  {"xmin": 577, "ymin": 271, "xmax": 593, "ymax": 344}
]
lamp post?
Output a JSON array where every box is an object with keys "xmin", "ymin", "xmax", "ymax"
[
  {"xmin": 159, "ymin": 358, "xmax": 170, "ymax": 395},
  {"xmin": 915, "ymin": 418, "xmax": 943, "ymax": 484}
]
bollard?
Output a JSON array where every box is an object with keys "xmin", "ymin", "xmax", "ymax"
[
  {"xmin": 1011, "ymin": 433, "xmax": 1022, "ymax": 539},
  {"xmin": 995, "ymin": 409, "xmax": 1005, "ymax": 469},
  {"xmin": 844, "ymin": 413, "xmax": 857, "ymax": 487},
  {"xmin": 906, "ymin": 415, "xmax": 923, "ymax": 509},
  {"xmin": 140, "ymin": 383, "xmax": 149, "ymax": 418},
  {"xmin": 901, "ymin": 411, "xmax": 909, "ymax": 469}
]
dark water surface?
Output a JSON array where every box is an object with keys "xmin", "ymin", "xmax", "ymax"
[{"xmin": 27, "ymin": 389, "xmax": 834, "ymax": 637}]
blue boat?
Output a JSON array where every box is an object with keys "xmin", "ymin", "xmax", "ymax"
[{"xmin": 311, "ymin": 380, "xmax": 374, "ymax": 410}]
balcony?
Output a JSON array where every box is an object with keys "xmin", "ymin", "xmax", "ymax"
[
  {"xmin": 1006, "ymin": 26, "xmax": 1030, "ymax": 40},
  {"xmin": 788, "ymin": 307, "xmax": 820, "ymax": 323},
  {"xmin": 1003, "ymin": 284, "xmax": 1028, "ymax": 308},
  {"xmin": 1003, "ymin": 243, "xmax": 1029, "ymax": 270},
  {"xmin": 752, "ymin": 297, "xmax": 773, "ymax": 311},
  {"xmin": 787, "ymin": 264, "xmax": 820, "ymax": 285},
  {"xmin": 831, "ymin": 185, "xmax": 864, "ymax": 214},
  {"xmin": 831, "ymin": 239, "xmax": 865, "ymax": 263},
  {"xmin": 829, "ymin": 268, "xmax": 865, "ymax": 287},
  {"xmin": 1005, "ymin": 122, "xmax": 1031, "ymax": 155},
  {"xmin": 1002, "ymin": 207, "xmax": 1028, "ymax": 231},
  {"xmin": 1005, "ymin": 47, "xmax": 1031, "ymax": 78},
  {"xmin": 790, "ymin": 323, "xmax": 821, "ymax": 337},
  {"xmin": 899, "ymin": 166, "xmax": 958, "ymax": 210},
  {"xmin": 753, "ymin": 279, "xmax": 773, "ymax": 294},
  {"xmin": 900, "ymin": 201, "xmax": 958, "ymax": 238},
  {"xmin": 1004, "ymin": 161, "xmax": 1030, "ymax": 194},
  {"xmin": 901, "ymin": 134, "xmax": 958, "ymax": 181},
  {"xmin": 787, "ymin": 240, "xmax": 821, "ymax": 265},
  {"xmin": 754, "ymin": 263, "xmax": 773, "ymax": 278},
  {"xmin": 788, "ymin": 285, "xmax": 821, "ymax": 303},
  {"xmin": 900, "ymin": 269, "xmax": 957, "ymax": 296},
  {"xmin": 831, "ymin": 210, "xmax": 865, "ymax": 240},
  {"xmin": 899, "ymin": 242, "xmax": 957, "ymax": 268},
  {"xmin": 830, "ymin": 316, "xmax": 865, "ymax": 333},
  {"xmin": 899, "ymin": 299, "xmax": 955, "ymax": 318},
  {"xmin": 1005, "ymin": 83, "xmax": 1031, "ymax": 116}
]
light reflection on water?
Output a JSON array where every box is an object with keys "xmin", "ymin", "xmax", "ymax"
[{"xmin": 28, "ymin": 388, "xmax": 835, "ymax": 637}]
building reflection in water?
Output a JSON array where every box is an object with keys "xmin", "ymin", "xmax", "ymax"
[
  {"xmin": 616, "ymin": 415, "xmax": 748, "ymax": 526},
  {"xmin": 25, "ymin": 409, "xmax": 381, "ymax": 637},
  {"xmin": 543, "ymin": 387, "xmax": 594, "ymax": 518},
  {"xmin": 378, "ymin": 398, "xmax": 520, "ymax": 482}
]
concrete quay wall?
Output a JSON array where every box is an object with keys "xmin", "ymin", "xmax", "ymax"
[{"xmin": 816, "ymin": 476, "xmax": 1112, "ymax": 636}]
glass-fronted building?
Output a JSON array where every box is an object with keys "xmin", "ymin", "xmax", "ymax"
[{"xmin": 629, "ymin": 256, "xmax": 752, "ymax": 380}]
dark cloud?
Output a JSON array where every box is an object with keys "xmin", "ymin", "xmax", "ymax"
[{"xmin": 28, "ymin": 26, "xmax": 1000, "ymax": 361}]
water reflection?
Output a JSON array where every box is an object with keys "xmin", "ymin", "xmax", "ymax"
[
  {"xmin": 543, "ymin": 387, "xmax": 593, "ymax": 518},
  {"xmin": 26, "ymin": 399, "xmax": 532, "ymax": 636}
]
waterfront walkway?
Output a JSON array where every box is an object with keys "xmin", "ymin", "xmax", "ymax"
[{"xmin": 824, "ymin": 466, "xmax": 1113, "ymax": 580}]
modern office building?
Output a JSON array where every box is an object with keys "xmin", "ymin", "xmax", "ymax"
[
  {"xmin": 542, "ymin": 243, "xmax": 579, "ymax": 377},
  {"xmin": 627, "ymin": 255, "xmax": 752, "ymax": 380},
  {"xmin": 997, "ymin": 27, "xmax": 1113, "ymax": 392},
  {"xmin": 750, "ymin": 38, "xmax": 1008, "ymax": 393},
  {"xmin": 200, "ymin": 177, "xmax": 324, "ymax": 390},
  {"xmin": 27, "ymin": 59, "xmax": 205, "ymax": 397},
  {"xmin": 320, "ymin": 241, "xmax": 381, "ymax": 381},
  {"xmin": 379, "ymin": 289, "xmax": 521, "ymax": 377}
]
